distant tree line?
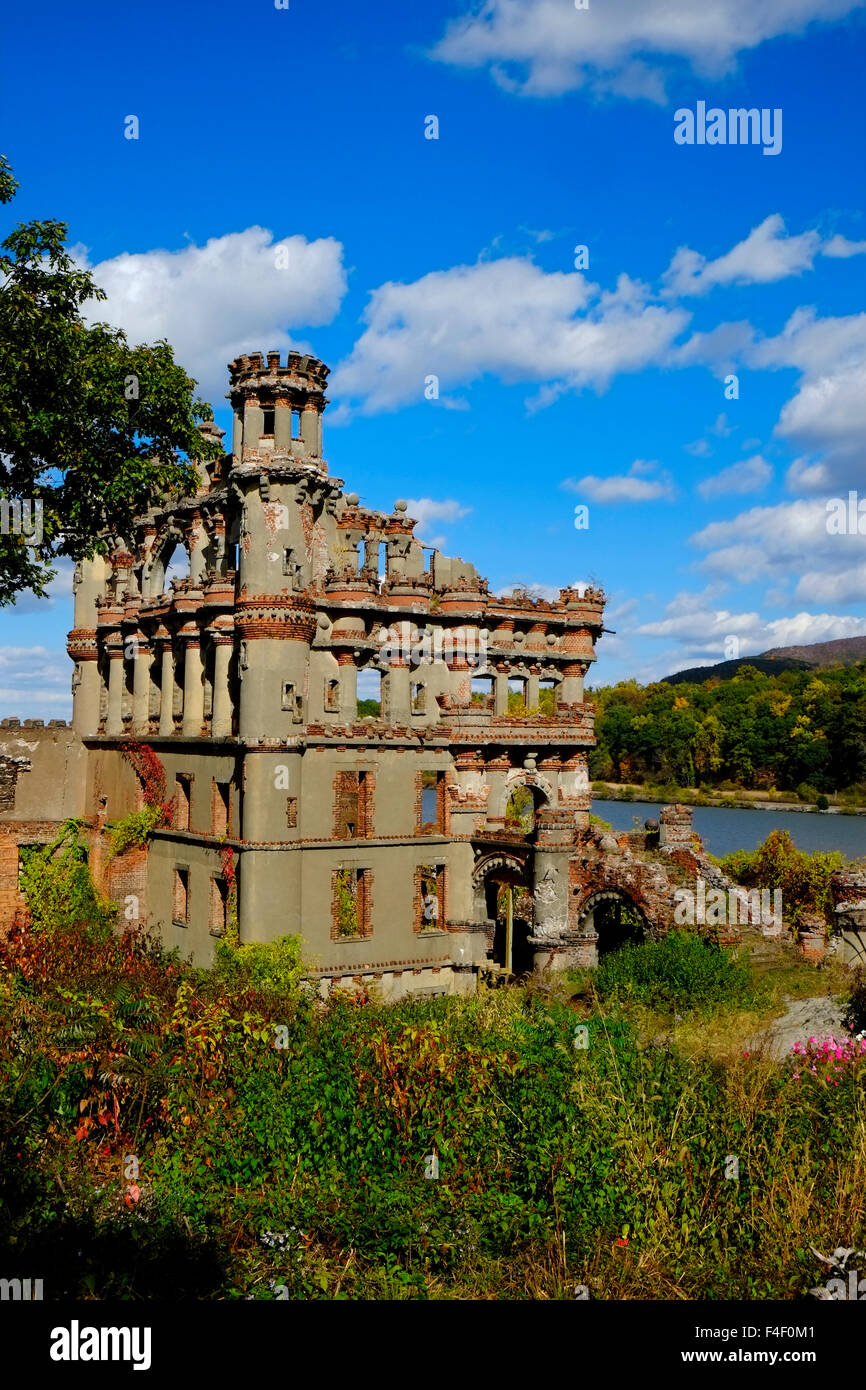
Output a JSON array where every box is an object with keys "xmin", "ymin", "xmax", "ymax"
[{"xmin": 588, "ymin": 663, "xmax": 866, "ymax": 796}]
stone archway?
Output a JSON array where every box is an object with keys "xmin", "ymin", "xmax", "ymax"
[
  {"xmin": 576, "ymin": 888, "xmax": 647, "ymax": 957},
  {"xmin": 472, "ymin": 850, "xmax": 534, "ymax": 972}
]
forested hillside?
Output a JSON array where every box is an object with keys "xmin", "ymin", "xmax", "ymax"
[{"xmin": 589, "ymin": 664, "xmax": 866, "ymax": 796}]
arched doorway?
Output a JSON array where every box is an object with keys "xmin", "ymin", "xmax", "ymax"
[
  {"xmin": 472, "ymin": 851, "xmax": 534, "ymax": 975},
  {"xmin": 577, "ymin": 889, "xmax": 647, "ymax": 957}
]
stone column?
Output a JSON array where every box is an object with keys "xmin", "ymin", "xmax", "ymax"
[
  {"xmin": 559, "ymin": 661, "xmax": 585, "ymax": 706},
  {"xmin": 386, "ymin": 657, "xmax": 410, "ymax": 724},
  {"xmin": 158, "ymin": 640, "xmax": 176, "ymax": 736},
  {"xmin": 301, "ymin": 402, "xmax": 320, "ymax": 457},
  {"xmin": 106, "ymin": 643, "xmax": 125, "ymax": 736},
  {"xmin": 211, "ymin": 637, "xmax": 234, "ymax": 738},
  {"xmin": 527, "ymin": 668, "xmax": 540, "ymax": 710},
  {"xmin": 132, "ymin": 639, "xmax": 154, "ymax": 732},
  {"xmin": 494, "ymin": 664, "xmax": 509, "ymax": 715},
  {"xmin": 182, "ymin": 631, "xmax": 204, "ymax": 737}
]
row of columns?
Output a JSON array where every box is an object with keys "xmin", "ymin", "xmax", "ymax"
[{"xmin": 100, "ymin": 631, "xmax": 235, "ymax": 738}]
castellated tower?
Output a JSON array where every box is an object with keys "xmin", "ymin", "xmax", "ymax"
[{"xmin": 49, "ymin": 348, "xmax": 611, "ymax": 992}]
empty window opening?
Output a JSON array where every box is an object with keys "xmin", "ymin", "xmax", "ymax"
[
  {"xmin": 175, "ymin": 774, "xmax": 192, "ymax": 831},
  {"xmin": 173, "ymin": 866, "xmax": 190, "ymax": 925},
  {"xmin": 418, "ymin": 864, "xmax": 444, "ymax": 932},
  {"xmin": 262, "ymin": 408, "xmax": 275, "ymax": 437},
  {"xmin": 411, "ymin": 682, "xmax": 426, "ymax": 715},
  {"xmin": 291, "ymin": 408, "xmax": 302, "ymax": 440},
  {"xmin": 335, "ymin": 769, "xmax": 371, "ymax": 839},
  {"xmin": 508, "ymin": 675, "xmax": 528, "ymax": 711},
  {"xmin": 210, "ymin": 877, "xmax": 229, "ymax": 936},
  {"xmin": 281, "ymin": 682, "xmax": 303, "ymax": 721},
  {"xmin": 419, "ymin": 770, "xmax": 445, "ymax": 834},
  {"xmin": 333, "ymin": 866, "xmax": 371, "ymax": 939},
  {"xmin": 161, "ymin": 542, "xmax": 190, "ymax": 595},
  {"xmin": 213, "ymin": 781, "xmax": 230, "ymax": 836},
  {"xmin": 505, "ymin": 785, "xmax": 536, "ymax": 835},
  {"xmin": 324, "ymin": 678, "xmax": 341, "ymax": 713},
  {"xmin": 357, "ymin": 668, "xmax": 382, "ymax": 719},
  {"xmin": 538, "ymin": 679, "xmax": 557, "ymax": 715},
  {"xmin": 470, "ymin": 675, "xmax": 495, "ymax": 709}
]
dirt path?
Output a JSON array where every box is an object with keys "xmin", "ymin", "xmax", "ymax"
[{"xmin": 747, "ymin": 995, "xmax": 849, "ymax": 1059}]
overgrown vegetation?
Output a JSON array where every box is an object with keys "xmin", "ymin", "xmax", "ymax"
[
  {"xmin": 589, "ymin": 662, "xmax": 866, "ymax": 795},
  {"xmin": 720, "ymin": 829, "xmax": 845, "ymax": 930},
  {"xmin": 2, "ymin": 845, "xmax": 864, "ymax": 1300},
  {"xmin": 583, "ymin": 931, "xmax": 762, "ymax": 1016}
]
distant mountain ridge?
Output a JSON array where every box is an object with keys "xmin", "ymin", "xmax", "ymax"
[{"xmin": 663, "ymin": 635, "xmax": 866, "ymax": 685}]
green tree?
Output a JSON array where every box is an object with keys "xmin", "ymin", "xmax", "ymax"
[{"xmin": 0, "ymin": 155, "xmax": 219, "ymax": 605}]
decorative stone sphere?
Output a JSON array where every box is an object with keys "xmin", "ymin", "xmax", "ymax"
[
  {"xmin": 345, "ymin": 492, "xmax": 359, "ymax": 506},
  {"xmin": 394, "ymin": 499, "xmax": 408, "ymax": 513}
]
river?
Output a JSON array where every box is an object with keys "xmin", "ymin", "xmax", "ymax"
[{"xmin": 593, "ymin": 799, "xmax": 866, "ymax": 859}]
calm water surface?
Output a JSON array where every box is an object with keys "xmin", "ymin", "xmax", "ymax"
[{"xmin": 593, "ymin": 800, "xmax": 866, "ymax": 859}]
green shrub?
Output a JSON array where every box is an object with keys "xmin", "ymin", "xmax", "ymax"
[
  {"xmin": 106, "ymin": 804, "xmax": 166, "ymax": 857},
  {"xmin": 720, "ymin": 829, "xmax": 844, "ymax": 929},
  {"xmin": 594, "ymin": 931, "xmax": 759, "ymax": 1014},
  {"xmin": 214, "ymin": 934, "xmax": 306, "ymax": 1000},
  {"xmin": 19, "ymin": 820, "xmax": 115, "ymax": 936},
  {"xmin": 816, "ymin": 794, "xmax": 830, "ymax": 811}
]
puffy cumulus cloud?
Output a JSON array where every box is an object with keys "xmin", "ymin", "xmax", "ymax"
[
  {"xmin": 0, "ymin": 646, "xmax": 72, "ymax": 720},
  {"xmin": 662, "ymin": 215, "xmax": 822, "ymax": 298},
  {"xmin": 75, "ymin": 228, "xmax": 348, "ymax": 404},
  {"xmin": 329, "ymin": 259, "xmax": 689, "ymax": 416},
  {"xmin": 404, "ymin": 497, "xmax": 471, "ymax": 548},
  {"xmin": 785, "ymin": 457, "xmax": 832, "ymax": 493},
  {"xmin": 696, "ymin": 454, "xmax": 772, "ymax": 500},
  {"xmin": 563, "ymin": 459, "xmax": 676, "ymax": 504},
  {"xmin": 690, "ymin": 498, "xmax": 866, "ymax": 605},
  {"xmin": 747, "ymin": 308, "xmax": 866, "ymax": 477},
  {"xmin": 428, "ymin": 0, "xmax": 864, "ymax": 101},
  {"xmin": 632, "ymin": 587, "xmax": 866, "ymax": 675}
]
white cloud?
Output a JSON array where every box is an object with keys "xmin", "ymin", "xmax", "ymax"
[
  {"xmin": 822, "ymin": 233, "xmax": 866, "ymax": 259},
  {"xmin": 76, "ymin": 228, "xmax": 348, "ymax": 404},
  {"xmin": 429, "ymin": 0, "xmax": 865, "ymax": 101},
  {"xmin": 784, "ymin": 457, "xmax": 832, "ymax": 493},
  {"xmin": 404, "ymin": 497, "xmax": 471, "ymax": 539},
  {"xmin": 6, "ymin": 560, "xmax": 74, "ymax": 615},
  {"xmin": 697, "ymin": 454, "xmax": 772, "ymax": 499},
  {"xmin": 662, "ymin": 215, "xmax": 822, "ymax": 298},
  {"xmin": 0, "ymin": 646, "xmax": 72, "ymax": 720},
  {"xmin": 563, "ymin": 459, "xmax": 676, "ymax": 504},
  {"xmin": 329, "ymin": 259, "xmax": 688, "ymax": 416}
]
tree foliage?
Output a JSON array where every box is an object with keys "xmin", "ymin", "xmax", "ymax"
[
  {"xmin": 0, "ymin": 155, "xmax": 220, "ymax": 605},
  {"xmin": 590, "ymin": 663, "xmax": 866, "ymax": 794}
]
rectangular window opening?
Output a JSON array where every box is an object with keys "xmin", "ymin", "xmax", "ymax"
[
  {"xmin": 470, "ymin": 675, "xmax": 495, "ymax": 709},
  {"xmin": 213, "ymin": 780, "xmax": 230, "ymax": 836},
  {"xmin": 418, "ymin": 863, "xmax": 444, "ymax": 932},
  {"xmin": 173, "ymin": 866, "xmax": 190, "ymax": 926},
  {"xmin": 419, "ymin": 770, "xmax": 445, "ymax": 834},
  {"xmin": 175, "ymin": 774, "xmax": 192, "ymax": 831},
  {"xmin": 262, "ymin": 408, "xmax": 275, "ymax": 436},
  {"xmin": 507, "ymin": 677, "xmax": 528, "ymax": 714},
  {"xmin": 210, "ymin": 876, "xmax": 229, "ymax": 936}
]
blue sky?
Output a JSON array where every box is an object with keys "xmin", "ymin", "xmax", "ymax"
[{"xmin": 2, "ymin": 0, "xmax": 866, "ymax": 718}]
